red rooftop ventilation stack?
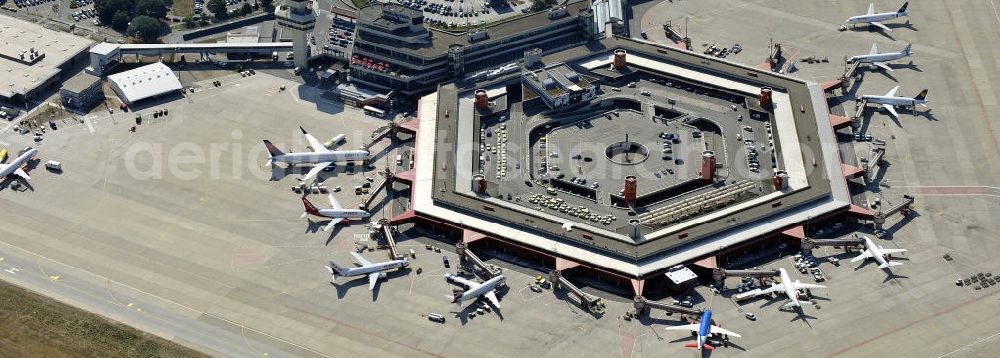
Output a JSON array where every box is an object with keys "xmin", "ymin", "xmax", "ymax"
[
  {"xmin": 613, "ymin": 49, "xmax": 627, "ymax": 69},
  {"xmin": 473, "ymin": 174, "xmax": 487, "ymax": 193},
  {"xmin": 624, "ymin": 176, "xmax": 637, "ymax": 207},
  {"xmin": 772, "ymin": 171, "xmax": 787, "ymax": 191},
  {"xmin": 474, "ymin": 89, "xmax": 488, "ymax": 109},
  {"xmin": 701, "ymin": 150, "xmax": 716, "ymax": 182},
  {"xmin": 759, "ymin": 87, "xmax": 773, "ymax": 108}
]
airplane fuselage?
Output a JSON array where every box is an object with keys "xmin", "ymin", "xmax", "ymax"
[
  {"xmin": 313, "ymin": 208, "xmax": 371, "ymax": 220},
  {"xmin": 0, "ymin": 148, "xmax": 37, "ymax": 178},
  {"xmin": 696, "ymin": 310, "xmax": 712, "ymax": 351},
  {"xmin": 272, "ymin": 150, "xmax": 370, "ymax": 165},
  {"xmin": 777, "ymin": 268, "xmax": 802, "ymax": 305},
  {"xmin": 456, "ymin": 275, "xmax": 506, "ymax": 303},
  {"xmin": 860, "ymin": 95, "xmax": 927, "ymax": 107},
  {"xmin": 847, "ymin": 12, "xmax": 906, "ymax": 25},
  {"xmin": 848, "ymin": 52, "xmax": 909, "ymax": 64},
  {"xmin": 338, "ymin": 260, "xmax": 409, "ymax": 278}
]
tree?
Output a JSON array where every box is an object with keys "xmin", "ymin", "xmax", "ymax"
[
  {"xmin": 239, "ymin": 2, "xmax": 251, "ymax": 15},
  {"xmin": 183, "ymin": 15, "xmax": 196, "ymax": 28},
  {"xmin": 136, "ymin": 0, "xmax": 167, "ymax": 18},
  {"xmin": 127, "ymin": 15, "xmax": 161, "ymax": 43},
  {"xmin": 207, "ymin": 0, "xmax": 227, "ymax": 20},
  {"xmin": 259, "ymin": 0, "xmax": 272, "ymax": 10},
  {"xmin": 95, "ymin": 0, "xmax": 131, "ymax": 24},
  {"xmin": 111, "ymin": 10, "xmax": 130, "ymax": 31}
]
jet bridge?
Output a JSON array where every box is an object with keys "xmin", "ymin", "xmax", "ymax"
[
  {"xmin": 363, "ymin": 123, "xmax": 397, "ymax": 151},
  {"xmin": 362, "ymin": 168, "xmax": 393, "ymax": 211},
  {"xmin": 800, "ymin": 237, "xmax": 865, "ymax": 256},
  {"xmin": 455, "ymin": 242, "xmax": 501, "ymax": 279},
  {"xmin": 863, "ymin": 147, "xmax": 886, "ymax": 181},
  {"xmin": 874, "ymin": 194, "xmax": 914, "ymax": 235},
  {"xmin": 372, "ymin": 219, "xmax": 401, "ymax": 260},
  {"xmin": 712, "ymin": 269, "xmax": 779, "ymax": 286},
  {"xmin": 633, "ymin": 296, "xmax": 703, "ymax": 318},
  {"xmin": 549, "ymin": 270, "xmax": 605, "ymax": 314}
]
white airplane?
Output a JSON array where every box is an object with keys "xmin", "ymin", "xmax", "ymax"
[
  {"xmin": 846, "ymin": 2, "xmax": 909, "ymax": 31},
  {"xmin": 301, "ymin": 193, "xmax": 371, "ymax": 231},
  {"xmin": 0, "ymin": 147, "xmax": 37, "ymax": 183},
  {"xmin": 860, "ymin": 86, "xmax": 929, "ymax": 118},
  {"xmin": 852, "ymin": 236, "xmax": 906, "ymax": 269},
  {"xmin": 263, "ymin": 127, "xmax": 369, "ymax": 183},
  {"xmin": 752, "ymin": 268, "xmax": 826, "ymax": 309},
  {"xmin": 327, "ymin": 252, "xmax": 409, "ymax": 291},
  {"xmin": 664, "ymin": 309, "xmax": 741, "ymax": 351},
  {"xmin": 445, "ymin": 274, "xmax": 506, "ymax": 308},
  {"xmin": 848, "ymin": 43, "xmax": 912, "ymax": 71}
]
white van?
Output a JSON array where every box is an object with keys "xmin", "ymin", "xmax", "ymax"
[
  {"xmin": 45, "ymin": 160, "xmax": 62, "ymax": 171},
  {"xmin": 428, "ymin": 313, "xmax": 445, "ymax": 323},
  {"xmin": 396, "ymin": 154, "xmax": 403, "ymax": 165}
]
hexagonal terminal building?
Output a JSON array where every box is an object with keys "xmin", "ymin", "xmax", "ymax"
[{"xmin": 399, "ymin": 36, "xmax": 853, "ymax": 296}]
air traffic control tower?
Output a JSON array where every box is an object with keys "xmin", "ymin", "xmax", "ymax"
[{"xmin": 275, "ymin": 0, "xmax": 315, "ymax": 69}]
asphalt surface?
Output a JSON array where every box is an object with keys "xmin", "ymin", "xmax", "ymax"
[{"xmin": 2, "ymin": 0, "xmax": 1000, "ymax": 356}]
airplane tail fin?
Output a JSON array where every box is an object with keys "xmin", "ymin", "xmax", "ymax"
[
  {"xmin": 902, "ymin": 43, "xmax": 912, "ymax": 56},
  {"xmin": 880, "ymin": 261, "xmax": 904, "ymax": 269},
  {"xmin": 914, "ymin": 89, "xmax": 928, "ymax": 101},
  {"xmin": 263, "ymin": 140, "xmax": 285, "ymax": 157},
  {"xmin": 326, "ymin": 262, "xmax": 344, "ymax": 282},
  {"xmin": 897, "ymin": 1, "xmax": 908, "ymax": 14},
  {"xmin": 302, "ymin": 196, "xmax": 322, "ymax": 217}
]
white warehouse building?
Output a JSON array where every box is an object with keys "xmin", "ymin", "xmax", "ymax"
[{"xmin": 108, "ymin": 62, "xmax": 183, "ymax": 105}]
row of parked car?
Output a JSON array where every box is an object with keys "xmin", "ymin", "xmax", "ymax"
[
  {"xmin": 72, "ymin": 8, "xmax": 98, "ymax": 24},
  {"xmin": 9, "ymin": 0, "xmax": 55, "ymax": 8}
]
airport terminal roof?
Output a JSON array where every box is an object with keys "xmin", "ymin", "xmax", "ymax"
[
  {"xmin": 412, "ymin": 36, "xmax": 852, "ymax": 278},
  {"xmin": 108, "ymin": 62, "xmax": 182, "ymax": 103},
  {"xmin": 0, "ymin": 15, "xmax": 94, "ymax": 99}
]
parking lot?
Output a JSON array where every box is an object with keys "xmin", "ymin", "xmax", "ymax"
[{"xmin": 390, "ymin": 0, "xmax": 533, "ymax": 29}]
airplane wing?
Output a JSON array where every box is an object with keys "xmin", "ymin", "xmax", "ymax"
[
  {"xmin": 447, "ymin": 275, "xmax": 478, "ymax": 288},
  {"xmin": 350, "ymin": 252, "xmax": 374, "ymax": 267},
  {"xmin": 885, "ymin": 86, "xmax": 899, "ymax": 97},
  {"xmin": 482, "ymin": 290, "xmax": 500, "ymax": 307},
  {"xmin": 328, "ymin": 193, "xmax": 342, "ymax": 210},
  {"xmin": 881, "ymin": 103, "xmax": 900, "ymax": 118},
  {"xmin": 756, "ymin": 283, "xmax": 783, "ymax": 296},
  {"xmin": 13, "ymin": 168, "xmax": 30, "ymax": 180},
  {"xmin": 880, "ymin": 248, "xmax": 907, "ymax": 254},
  {"xmin": 709, "ymin": 325, "xmax": 742, "ymax": 338},
  {"xmin": 663, "ymin": 324, "xmax": 700, "ymax": 333},
  {"xmin": 300, "ymin": 162, "xmax": 333, "ymax": 183},
  {"xmin": 322, "ymin": 220, "xmax": 339, "ymax": 231},
  {"xmin": 871, "ymin": 21, "xmax": 891, "ymax": 32},
  {"xmin": 867, "ymin": 2, "xmax": 875, "ymax": 15},
  {"xmin": 302, "ymin": 127, "xmax": 331, "ymax": 153},
  {"xmin": 870, "ymin": 43, "xmax": 878, "ymax": 55},
  {"xmin": 368, "ymin": 272, "xmax": 380, "ymax": 290},
  {"xmin": 872, "ymin": 61, "xmax": 894, "ymax": 72},
  {"xmin": 851, "ymin": 250, "xmax": 874, "ymax": 263},
  {"xmin": 792, "ymin": 282, "xmax": 826, "ymax": 290}
]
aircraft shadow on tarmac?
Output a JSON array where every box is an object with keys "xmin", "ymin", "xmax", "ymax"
[
  {"xmin": 882, "ymin": 211, "xmax": 921, "ymax": 238},
  {"xmin": 448, "ymin": 298, "xmax": 505, "ymax": 325},
  {"xmin": 331, "ymin": 268, "xmax": 411, "ymax": 301}
]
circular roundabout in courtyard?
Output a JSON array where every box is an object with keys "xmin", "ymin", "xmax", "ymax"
[{"xmin": 605, "ymin": 141, "xmax": 649, "ymax": 165}]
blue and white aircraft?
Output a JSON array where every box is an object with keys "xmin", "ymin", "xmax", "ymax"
[{"xmin": 664, "ymin": 309, "xmax": 741, "ymax": 351}]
